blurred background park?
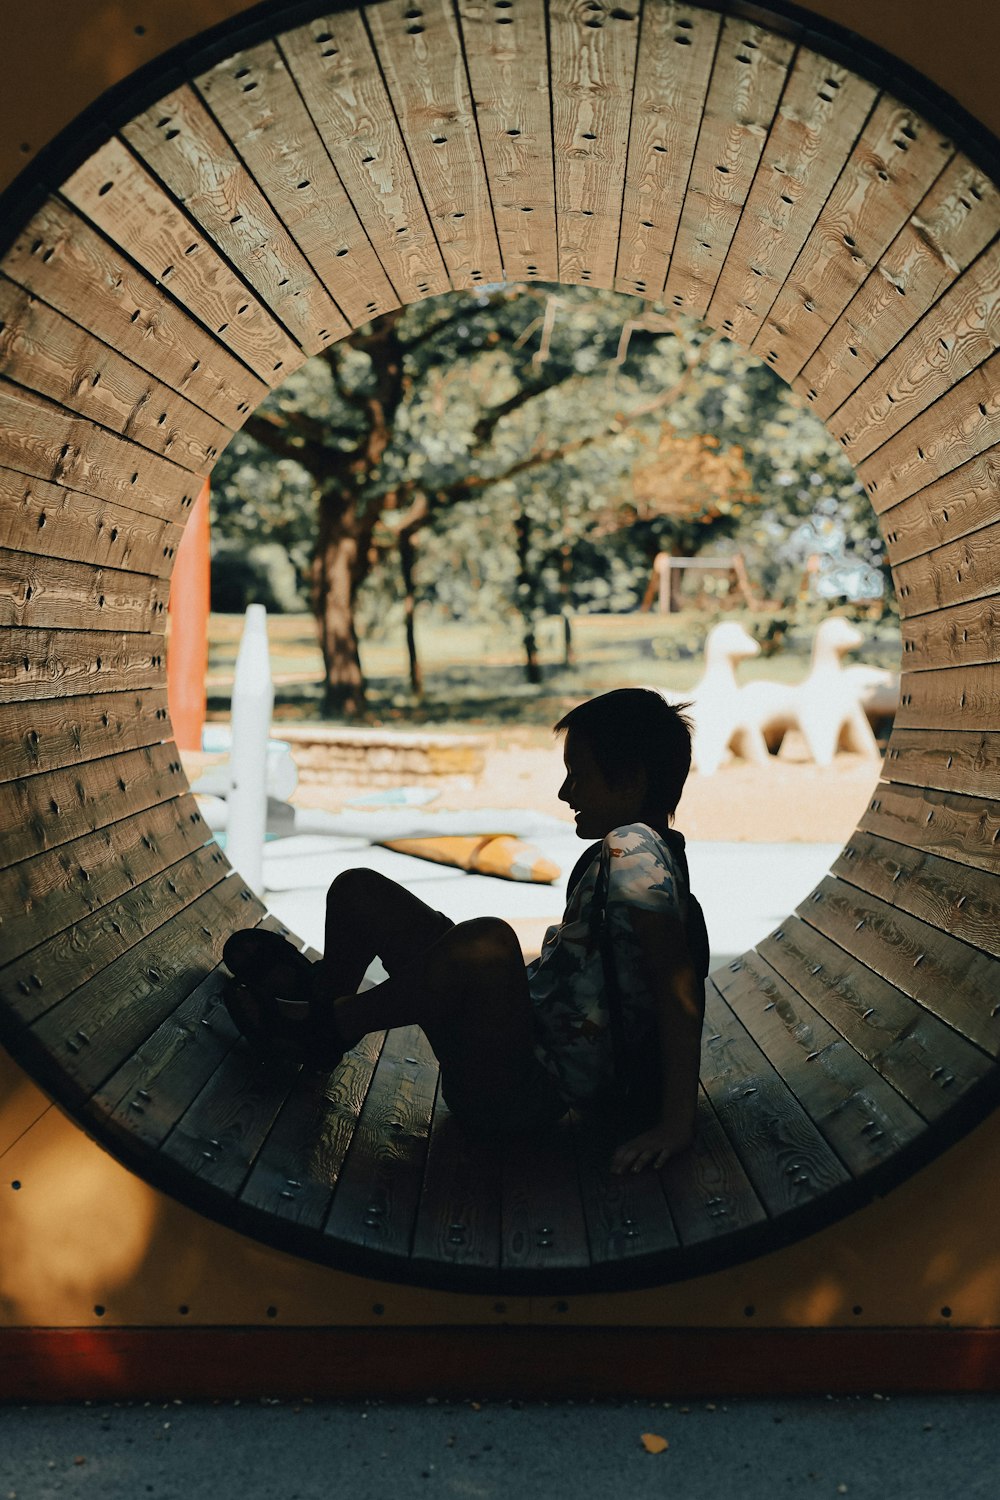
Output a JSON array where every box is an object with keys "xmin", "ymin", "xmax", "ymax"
[{"xmin": 184, "ymin": 284, "xmax": 901, "ymax": 848}]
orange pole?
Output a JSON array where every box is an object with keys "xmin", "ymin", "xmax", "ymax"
[{"xmin": 166, "ymin": 479, "xmax": 211, "ymax": 752}]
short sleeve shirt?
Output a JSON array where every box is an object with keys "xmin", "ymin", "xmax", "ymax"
[{"xmin": 525, "ymin": 822, "xmax": 689, "ymax": 1105}]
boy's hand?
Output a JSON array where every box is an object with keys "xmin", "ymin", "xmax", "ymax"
[{"xmin": 611, "ymin": 1123, "xmax": 693, "ymax": 1175}]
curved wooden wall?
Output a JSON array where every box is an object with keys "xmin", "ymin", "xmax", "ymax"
[{"xmin": 0, "ymin": 0, "xmax": 998, "ymax": 1293}]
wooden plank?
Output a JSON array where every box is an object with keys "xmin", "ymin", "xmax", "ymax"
[
  {"xmin": 879, "ymin": 443, "xmax": 1000, "ymax": 566},
  {"xmin": 857, "ymin": 348, "xmax": 1000, "ymax": 511},
  {"xmin": 455, "ymin": 0, "xmax": 559, "ymax": 285},
  {"xmin": 0, "ymin": 380, "xmax": 198, "ymax": 524},
  {"xmin": 0, "ymin": 467, "xmax": 183, "ymax": 580},
  {"xmin": 831, "ymin": 242, "xmax": 1000, "ymax": 464},
  {"xmin": 571, "ymin": 1112, "xmax": 681, "ymax": 1269},
  {"xmin": 323, "ymin": 1024, "xmax": 437, "ymax": 1261},
  {"xmin": 280, "ymin": 13, "xmax": 449, "ymax": 303},
  {"xmin": 123, "ymin": 87, "xmax": 348, "ymax": 355},
  {"xmin": 798, "ymin": 153, "xmax": 1000, "ymax": 420},
  {"xmin": 500, "ymin": 1112, "xmax": 591, "ymax": 1276},
  {"xmin": 26, "ymin": 878, "xmax": 257, "ymax": 1106},
  {"xmin": 708, "ymin": 51, "xmax": 878, "ymax": 349},
  {"xmin": 658, "ymin": 1086, "xmax": 768, "ymax": 1248},
  {"xmin": 0, "ymin": 627, "xmax": 164, "ymax": 704},
  {"xmin": 900, "ymin": 594, "xmax": 1000, "ymax": 673},
  {"xmin": 799, "ymin": 875, "xmax": 1000, "ymax": 1055},
  {"xmin": 241, "ymin": 1029, "xmax": 385, "ymax": 1232},
  {"xmin": 757, "ymin": 96, "xmax": 953, "ymax": 383},
  {"xmin": 1, "ymin": 196, "xmax": 267, "ymax": 428},
  {"xmin": 0, "ymin": 792, "xmax": 214, "ymax": 964},
  {"xmin": 859, "ymin": 777, "xmax": 1000, "ymax": 875},
  {"xmin": 0, "ymin": 843, "xmax": 229, "ymax": 1028},
  {"xmin": 893, "ymin": 663, "xmax": 1000, "ymax": 729},
  {"xmin": 892, "ymin": 522, "xmax": 1000, "ymax": 616},
  {"xmin": 0, "ymin": 687, "xmax": 168, "ymax": 786},
  {"xmin": 365, "ymin": 0, "xmax": 503, "ymax": 292},
  {"xmin": 834, "ymin": 827, "xmax": 1000, "ymax": 960},
  {"xmin": 882, "ymin": 726, "xmax": 1000, "ymax": 799},
  {"xmin": 716, "ymin": 951, "xmax": 926, "ymax": 1176},
  {"xmin": 0, "ymin": 275, "xmax": 229, "ymax": 474},
  {"xmin": 698, "ymin": 980, "xmax": 851, "ymax": 1214},
  {"xmin": 158, "ymin": 1035, "xmax": 303, "ymax": 1202},
  {"xmin": 548, "ymin": 0, "xmax": 640, "ymax": 290},
  {"xmin": 62, "ymin": 139, "xmax": 305, "ymax": 384},
  {"xmin": 410, "ymin": 1083, "xmax": 502, "ymax": 1275},
  {"xmin": 0, "ymin": 740, "xmax": 185, "ymax": 868},
  {"xmin": 614, "ymin": 1, "xmax": 720, "ymax": 300},
  {"xmin": 662, "ymin": 19, "xmax": 794, "ymax": 321},
  {"xmin": 0, "ymin": 547, "xmax": 165, "ymax": 634},
  {"xmin": 194, "ymin": 42, "xmax": 398, "ymax": 328},
  {"xmin": 758, "ymin": 916, "xmax": 992, "ymax": 1121}
]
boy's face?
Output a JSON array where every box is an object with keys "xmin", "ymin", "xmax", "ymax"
[{"xmin": 558, "ymin": 732, "xmax": 647, "ymax": 840}]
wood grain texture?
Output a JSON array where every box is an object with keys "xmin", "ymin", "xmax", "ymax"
[
  {"xmin": 900, "ymin": 594, "xmax": 1000, "ymax": 673},
  {"xmin": 658, "ymin": 1085, "xmax": 768, "ymax": 1247},
  {"xmin": 798, "ymin": 153, "xmax": 1000, "ymax": 420},
  {"xmin": 0, "ymin": 275, "xmax": 228, "ymax": 474},
  {"xmin": 0, "ymin": 740, "xmax": 185, "ymax": 868},
  {"xmin": 0, "ymin": 793, "xmax": 214, "ymax": 965},
  {"xmin": 365, "ymin": 0, "xmax": 502, "ymax": 292},
  {"xmin": 831, "ymin": 242, "xmax": 1000, "ymax": 464},
  {"xmin": 757, "ymin": 917, "xmax": 991, "ymax": 1122},
  {"xmin": 280, "ymin": 12, "xmax": 449, "ymax": 303},
  {"xmin": 859, "ymin": 777, "xmax": 1000, "ymax": 874},
  {"xmin": 699, "ymin": 980, "xmax": 851, "ymax": 1214},
  {"xmin": 834, "ymin": 828, "xmax": 1000, "ymax": 960},
  {"xmin": 0, "ymin": 547, "xmax": 165, "ymax": 635},
  {"xmin": 716, "ymin": 950, "xmax": 926, "ymax": 1176},
  {"xmin": 500, "ymin": 1112, "xmax": 591, "ymax": 1275},
  {"xmin": 799, "ymin": 875, "xmax": 1000, "ymax": 1054},
  {"xmin": 241, "ymin": 1030, "xmax": 385, "ymax": 1231},
  {"xmin": 548, "ymin": 0, "xmax": 640, "ymax": 290},
  {"xmin": 0, "ymin": 687, "xmax": 169, "ymax": 785},
  {"xmin": 572, "ymin": 1113, "xmax": 680, "ymax": 1268},
  {"xmin": 0, "ymin": 627, "xmax": 165, "ymax": 704},
  {"xmin": 708, "ymin": 50, "xmax": 877, "ymax": 349},
  {"xmin": 893, "ymin": 663, "xmax": 1000, "ymax": 729},
  {"xmin": 123, "ymin": 87, "xmax": 348, "ymax": 355},
  {"xmin": 892, "ymin": 521, "xmax": 1000, "ymax": 616},
  {"xmin": 758, "ymin": 96, "xmax": 953, "ymax": 383},
  {"xmin": 0, "ymin": 844, "xmax": 231, "ymax": 1029},
  {"xmin": 455, "ymin": 0, "xmax": 558, "ymax": 285},
  {"xmin": 0, "ymin": 196, "xmax": 266, "ymax": 429},
  {"xmin": 323, "ymin": 1024, "xmax": 437, "ymax": 1261},
  {"xmin": 615, "ymin": 1, "xmax": 720, "ymax": 300},
  {"xmin": 879, "ymin": 444, "xmax": 1000, "ymax": 567},
  {"xmin": 857, "ymin": 348, "xmax": 1000, "ymax": 512},
  {"xmin": 0, "ymin": 467, "xmax": 183, "ymax": 580},
  {"xmin": 195, "ymin": 41, "xmax": 398, "ymax": 328},
  {"xmin": 27, "ymin": 877, "xmax": 253, "ymax": 1106},
  {"xmin": 62, "ymin": 139, "xmax": 305, "ymax": 384},
  {"xmin": 882, "ymin": 728, "xmax": 1000, "ymax": 801},
  {"xmin": 663, "ymin": 19, "xmax": 794, "ymax": 321},
  {"xmin": 0, "ymin": 380, "xmax": 199, "ymax": 525},
  {"xmin": 410, "ymin": 1087, "xmax": 502, "ymax": 1274}
]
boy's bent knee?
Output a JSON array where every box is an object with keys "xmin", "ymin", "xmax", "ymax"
[
  {"xmin": 450, "ymin": 916, "xmax": 522, "ymax": 967},
  {"xmin": 326, "ymin": 867, "xmax": 386, "ymax": 909}
]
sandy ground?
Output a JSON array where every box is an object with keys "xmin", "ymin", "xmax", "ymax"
[{"xmin": 290, "ymin": 732, "xmax": 879, "ymax": 846}]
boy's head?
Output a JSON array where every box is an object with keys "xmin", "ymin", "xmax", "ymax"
[{"xmin": 555, "ymin": 689, "xmax": 693, "ymax": 837}]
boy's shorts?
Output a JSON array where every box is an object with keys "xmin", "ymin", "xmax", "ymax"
[{"xmin": 440, "ymin": 1055, "xmax": 568, "ymax": 1142}]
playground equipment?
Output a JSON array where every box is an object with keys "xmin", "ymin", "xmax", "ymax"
[
  {"xmin": 681, "ymin": 621, "xmax": 764, "ymax": 775},
  {"xmin": 2, "ymin": 0, "xmax": 1000, "ymax": 1395},
  {"xmin": 740, "ymin": 616, "xmax": 887, "ymax": 766}
]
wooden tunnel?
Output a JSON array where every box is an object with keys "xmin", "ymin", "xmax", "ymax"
[{"xmin": 1, "ymin": 0, "xmax": 999, "ymax": 1322}]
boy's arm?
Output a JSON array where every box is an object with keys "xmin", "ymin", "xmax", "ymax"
[{"xmin": 610, "ymin": 907, "xmax": 705, "ymax": 1175}]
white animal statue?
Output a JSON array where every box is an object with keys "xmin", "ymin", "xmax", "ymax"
[
  {"xmin": 741, "ymin": 616, "xmax": 883, "ymax": 767},
  {"xmin": 676, "ymin": 621, "xmax": 766, "ymax": 776}
]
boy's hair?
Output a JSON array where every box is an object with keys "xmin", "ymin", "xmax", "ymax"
[{"xmin": 555, "ymin": 689, "xmax": 694, "ymax": 824}]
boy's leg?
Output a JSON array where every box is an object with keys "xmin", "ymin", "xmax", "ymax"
[{"xmin": 311, "ymin": 867, "xmax": 455, "ymax": 1001}]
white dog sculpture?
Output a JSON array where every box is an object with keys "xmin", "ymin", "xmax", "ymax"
[{"xmin": 740, "ymin": 616, "xmax": 883, "ymax": 767}]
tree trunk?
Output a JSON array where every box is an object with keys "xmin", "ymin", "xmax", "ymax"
[
  {"xmin": 314, "ymin": 495, "xmax": 366, "ymax": 716},
  {"xmin": 515, "ymin": 502, "xmax": 542, "ymax": 685},
  {"xmin": 398, "ymin": 528, "xmax": 423, "ymax": 697}
]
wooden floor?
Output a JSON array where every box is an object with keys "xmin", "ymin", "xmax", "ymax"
[{"xmin": 1, "ymin": 0, "xmax": 999, "ymax": 1293}]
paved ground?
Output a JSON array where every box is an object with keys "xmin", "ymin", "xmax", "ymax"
[{"xmin": 3, "ymin": 1393, "xmax": 999, "ymax": 1499}]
